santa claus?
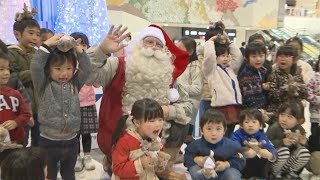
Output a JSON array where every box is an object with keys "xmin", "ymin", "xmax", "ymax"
[{"xmin": 87, "ymin": 25, "xmax": 192, "ymax": 178}]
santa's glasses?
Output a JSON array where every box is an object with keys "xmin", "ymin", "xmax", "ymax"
[{"xmin": 143, "ymin": 37, "xmax": 164, "ymax": 49}]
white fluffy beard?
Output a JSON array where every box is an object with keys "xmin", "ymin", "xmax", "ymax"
[{"xmin": 122, "ymin": 46, "xmax": 174, "ymax": 113}]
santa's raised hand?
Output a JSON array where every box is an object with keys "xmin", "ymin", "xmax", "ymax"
[{"xmin": 99, "ymin": 25, "xmax": 130, "ymax": 54}]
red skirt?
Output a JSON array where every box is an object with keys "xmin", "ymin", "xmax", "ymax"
[{"xmin": 216, "ymin": 105, "xmax": 240, "ymax": 124}]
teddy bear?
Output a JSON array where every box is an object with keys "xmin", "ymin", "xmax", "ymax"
[
  {"xmin": 197, "ymin": 150, "xmax": 217, "ymax": 179},
  {"xmin": 0, "ymin": 127, "xmax": 23, "ymax": 152},
  {"xmin": 15, "ymin": 3, "xmax": 38, "ymax": 22},
  {"xmin": 243, "ymin": 138, "xmax": 266, "ymax": 158}
]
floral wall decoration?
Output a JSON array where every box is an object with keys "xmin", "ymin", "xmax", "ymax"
[{"xmin": 107, "ymin": 0, "xmax": 279, "ymax": 28}]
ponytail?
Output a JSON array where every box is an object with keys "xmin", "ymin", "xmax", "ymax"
[{"xmin": 111, "ymin": 115, "xmax": 129, "ymax": 148}]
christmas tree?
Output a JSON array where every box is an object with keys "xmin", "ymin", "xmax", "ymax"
[{"xmin": 54, "ymin": 0, "xmax": 110, "ymax": 45}]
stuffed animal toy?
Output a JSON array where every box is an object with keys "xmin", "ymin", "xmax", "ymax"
[
  {"xmin": 15, "ymin": 3, "xmax": 37, "ymax": 22},
  {"xmin": 197, "ymin": 150, "xmax": 217, "ymax": 179},
  {"xmin": 53, "ymin": 35, "xmax": 82, "ymax": 52},
  {"xmin": 0, "ymin": 127, "xmax": 23, "ymax": 152},
  {"xmin": 281, "ymin": 74, "xmax": 303, "ymax": 97},
  {"xmin": 243, "ymin": 138, "xmax": 266, "ymax": 158},
  {"xmin": 284, "ymin": 129, "xmax": 302, "ymax": 147}
]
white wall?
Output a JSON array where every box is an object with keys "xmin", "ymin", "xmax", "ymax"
[
  {"xmin": 108, "ymin": 10, "xmax": 150, "ymax": 40},
  {"xmin": 284, "ymin": 16, "xmax": 320, "ymax": 34}
]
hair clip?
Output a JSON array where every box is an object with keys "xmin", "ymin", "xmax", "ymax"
[{"xmin": 15, "ymin": 3, "xmax": 38, "ymax": 22}]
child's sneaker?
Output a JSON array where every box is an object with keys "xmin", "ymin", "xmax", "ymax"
[
  {"xmin": 83, "ymin": 155, "xmax": 95, "ymax": 170},
  {"xmin": 75, "ymin": 156, "xmax": 84, "ymax": 172}
]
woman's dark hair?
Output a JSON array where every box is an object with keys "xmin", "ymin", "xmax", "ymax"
[
  {"xmin": 70, "ymin": 32, "xmax": 90, "ymax": 47},
  {"xmin": 200, "ymin": 108, "xmax": 227, "ymax": 130},
  {"xmin": 248, "ymin": 33, "xmax": 266, "ymax": 45},
  {"xmin": 111, "ymin": 98, "xmax": 164, "ymax": 147},
  {"xmin": 179, "ymin": 36, "xmax": 197, "ymax": 63},
  {"xmin": 239, "ymin": 108, "xmax": 265, "ymax": 128},
  {"xmin": 40, "ymin": 28, "xmax": 53, "ymax": 35},
  {"xmin": 1, "ymin": 147, "xmax": 47, "ymax": 180},
  {"xmin": 0, "ymin": 39, "xmax": 8, "ymax": 54},
  {"xmin": 215, "ymin": 43, "xmax": 229, "ymax": 57},
  {"xmin": 244, "ymin": 41, "xmax": 267, "ymax": 60},
  {"xmin": 278, "ymin": 100, "xmax": 305, "ymax": 124},
  {"xmin": 286, "ymin": 36, "xmax": 303, "ymax": 52},
  {"xmin": 205, "ymin": 21, "xmax": 225, "ymax": 41}
]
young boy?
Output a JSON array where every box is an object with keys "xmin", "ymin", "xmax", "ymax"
[
  {"xmin": 238, "ymin": 42, "xmax": 269, "ymax": 109},
  {"xmin": 8, "ymin": 4, "xmax": 41, "ymax": 146},
  {"xmin": 231, "ymin": 108, "xmax": 277, "ymax": 179},
  {"xmin": 0, "ymin": 52, "xmax": 31, "ymax": 145},
  {"xmin": 184, "ymin": 108, "xmax": 245, "ymax": 180}
]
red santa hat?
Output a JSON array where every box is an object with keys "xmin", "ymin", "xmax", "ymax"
[
  {"xmin": 149, "ymin": 24, "xmax": 189, "ymax": 84},
  {"xmin": 139, "ymin": 26, "xmax": 166, "ymax": 45}
]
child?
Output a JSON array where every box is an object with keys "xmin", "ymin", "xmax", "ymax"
[
  {"xmin": 202, "ymin": 22, "xmax": 243, "ymax": 137},
  {"xmin": 266, "ymin": 101, "xmax": 310, "ymax": 179},
  {"xmin": 184, "ymin": 108, "xmax": 245, "ymax": 180},
  {"xmin": 231, "ymin": 108, "xmax": 277, "ymax": 179},
  {"xmin": 30, "ymin": 34, "xmax": 91, "ymax": 180},
  {"xmin": 70, "ymin": 32, "xmax": 98, "ymax": 172},
  {"xmin": 238, "ymin": 42, "xmax": 269, "ymax": 109},
  {"xmin": 40, "ymin": 28, "xmax": 54, "ymax": 44},
  {"xmin": 1, "ymin": 147, "xmax": 47, "ymax": 180},
  {"xmin": 267, "ymin": 45, "xmax": 306, "ymax": 124},
  {"xmin": 306, "ymin": 57, "xmax": 320, "ymax": 152},
  {"xmin": 8, "ymin": 4, "xmax": 41, "ymax": 146},
  {"xmin": 0, "ymin": 52, "xmax": 31, "ymax": 145},
  {"xmin": 111, "ymin": 98, "xmax": 170, "ymax": 179}
]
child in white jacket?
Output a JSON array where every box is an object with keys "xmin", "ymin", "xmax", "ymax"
[{"xmin": 202, "ymin": 33, "xmax": 243, "ymax": 137}]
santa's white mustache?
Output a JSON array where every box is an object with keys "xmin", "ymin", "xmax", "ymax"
[{"xmin": 141, "ymin": 47, "xmax": 170, "ymax": 60}]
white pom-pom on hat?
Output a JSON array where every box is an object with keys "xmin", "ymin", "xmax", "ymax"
[{"xmin": 167, "ymin": 88, "xmax": 179, "ymax": 102}]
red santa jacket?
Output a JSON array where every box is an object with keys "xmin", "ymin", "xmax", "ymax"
[
  {"xmin": 97, "ymin": 57, "xmax": 126, "ymax": 156},
  {"xmin": 0, "ymin": 86, "xmax": 31, "ymax": 143}
]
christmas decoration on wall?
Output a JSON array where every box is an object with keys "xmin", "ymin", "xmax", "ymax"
[
  {"xmin": 54, "ymin": 0, "xmax": 110, "ymax": 45},
  {"xmin": 0, "ymin": 0, "xmax": 31, "ymax": 44},
  {"xmin": 215, "ymin": 0, "xmax": 239, "ymax": 13}
]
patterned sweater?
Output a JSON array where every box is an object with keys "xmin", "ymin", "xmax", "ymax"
[
  {"xmin": 306, "ymin": 72, "xmax": 320, "ymax": 122},
  {"xmin": 267, "ymin": 67, "xmax": 306, "ymax": 116},
  {"xmin": 238, "ymin": 63, "xmax": 267, "ymax": 109}
]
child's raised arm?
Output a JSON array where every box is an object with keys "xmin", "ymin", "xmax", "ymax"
[{"xmin": 202, "ymin": 38, "xmax": 217, "ymax": 78}]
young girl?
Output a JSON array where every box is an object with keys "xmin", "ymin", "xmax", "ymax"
[
  {"xmin": 266, "ymin": 101, "xmax": 310, "ymax": 179},
  {"xmin": 111, "ymin": 98, "xmax": 170, "ymax": 179},
  {"xmin": 70, "ymin": 32, "xmax": 98, "ymax": 172},
  {"xmin": 267, "ymin": 45, "xmax": 306, "ymax": 124},
  {"xmin": 202, "ymin": 21, "xmax": 243, "ymax": 137},
  {"xmin": 231, "ymin": 108, "xmax": 277, "ymax": 179},
  {"xmin": 30, "ymin": 34, "xmax": 91, "ymax": 180},
  {"xmin": 306, "ymin": 57, "xmax": 320, "ymax": 144}
]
